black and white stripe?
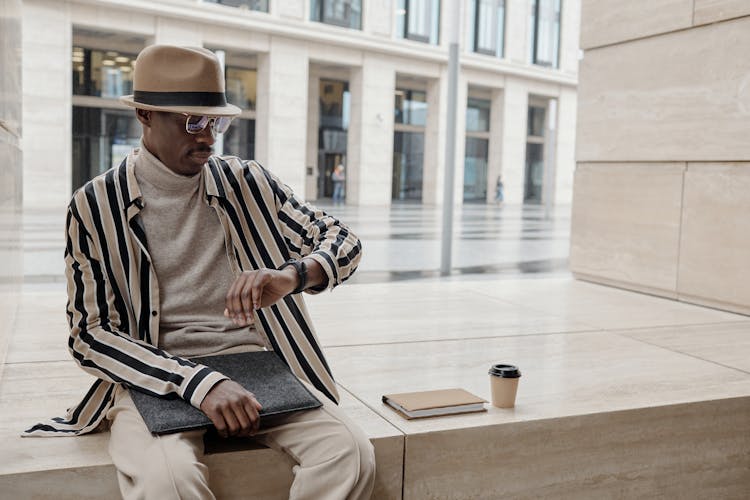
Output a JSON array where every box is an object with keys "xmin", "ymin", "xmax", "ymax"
[{"xmin": 24, "ymin": 152, "xmax": 361, "ymax": 437}]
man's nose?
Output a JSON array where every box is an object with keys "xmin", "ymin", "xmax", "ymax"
[{"xmin": 196, "ymin": 123, "xmax": 216, "ymax": 145}]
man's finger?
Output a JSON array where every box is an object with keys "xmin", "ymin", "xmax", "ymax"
[
  {"xmin": 225, "ymin": 275, "xmax": 241, "ymax": 321},
  {"xmin": 208, "ymin": 410, "xmax": 228, "ymax": 438},
  {"xmin": 232, "ymin": 405, "xmax": 252, "ymax": 437},
  {"xmin": 251, "ymin": 272, "xmax": 271, "ymax": 312},
  {"xmin": 239, "ymin": 274, "xmax": 258, "ymax": 325},
  {"xmin": 221, "ymin": 406, "xmax": 241, "ymax": 437},
  {"xmin": 244, "ymin": 400, "xmax": 261, "ymax": 434}
]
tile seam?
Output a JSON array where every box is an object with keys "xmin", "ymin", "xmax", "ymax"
[
  {"xmin": 582, "ymin": 13, "xmax": 750, "ymax": 52},
  {"xmin": 613, "ymin": 331, "xmax": 750, "ymax": 377},
  {"xmin": 323, "ymin": 329, "xmax": 609, "ymax": 349},
  {"xmin": 674, "ymin": 163, "xmax": 688, "ymax": 298}
]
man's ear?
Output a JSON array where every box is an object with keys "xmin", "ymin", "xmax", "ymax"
[{"xmin": 135, "ymin": 108, "xmax": 151, "ymax": 127}]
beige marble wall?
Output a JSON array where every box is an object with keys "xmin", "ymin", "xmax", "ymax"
[
  {"xmin": 678, "ymin": 163, "xmax": 750, "ymax": 315},
  {"xmin": 571, "ymin": 163, "xmax": 685, "ymax": 297},
  {"xmin": 694, "ymin": 0, "xmax": 750, "ymax": 25},
  {"xmin": 577, "ymin": 16, "xmax": 750, "ymax": 163},
  {"xmin": 573, "ymin": 5, "xmax": 750, "ymax": 314},
  {"xmin": 0, "ymin": 0, "xmax": 23, "ymax": 381},
  {"xmin": 580, "ymin": 0, "xmax": 693, "ymax": 49}
]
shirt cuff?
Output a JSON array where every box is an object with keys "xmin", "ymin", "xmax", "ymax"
[
  {"xmin": 185, "ymin": 368, "xmax": 230, "ymax": 409},
  {"xmin": 305, "ymin": 252, "xmax": 335, "ymax": 293}
]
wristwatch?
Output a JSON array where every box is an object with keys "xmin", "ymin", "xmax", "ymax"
[{"xmin": 278, "ymin": 259, "xmax": 307, "ymax": 294}]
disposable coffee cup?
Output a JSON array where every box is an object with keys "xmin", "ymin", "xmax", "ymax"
[{"xmin": 488, "ymin": 364, "xmax": 521, "ymax": 408}]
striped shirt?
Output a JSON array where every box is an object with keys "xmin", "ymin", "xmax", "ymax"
[{"xmin": 24, "ymin": 151, "xmax": 361, "ymax": 437}]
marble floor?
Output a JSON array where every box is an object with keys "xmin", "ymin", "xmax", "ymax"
[{"xmin": 3, "ymin": 202, "xmax": 750, "ymax": 497}]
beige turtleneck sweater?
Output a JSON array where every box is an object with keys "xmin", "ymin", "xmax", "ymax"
[{"xmin": 134, "ymin": 142, "xmax": 264, "ymax": 357}]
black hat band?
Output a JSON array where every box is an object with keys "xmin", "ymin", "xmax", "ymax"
[{"xmin": 134, "ymin": 90, "xmax": 227, "ymax": 107}]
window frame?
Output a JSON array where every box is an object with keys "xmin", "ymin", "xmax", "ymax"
[
  {"xmin": 312, "ymin": 0, "xmax": 363, "ymax": 30},
  {"xmin": 472, "ymin": 0, "xmax": 505, "ymax": 58},
  {"xmin": 399, "ymin": 0, "xmax": 441, "ymax": 45},
  {"xmin": 202, "ymin": 0, "xmax": 269, "ymax": 12},
  {"xmin": 529, "ymin": 0, "xmax": 562, "ymax": 69}
]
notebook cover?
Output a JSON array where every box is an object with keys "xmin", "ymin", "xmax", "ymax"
[
  {"xmin": 130, "ymin": 351, "xmax": 322, "ymax": 435},
  {"xmin": 382, "ymin": 388, "xmax": 487, "ymax": 412}
]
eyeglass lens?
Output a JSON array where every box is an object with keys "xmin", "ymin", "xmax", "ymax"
[{"xmin": 185, "ymin": 115, "xmax": 232, "ymax": 135}]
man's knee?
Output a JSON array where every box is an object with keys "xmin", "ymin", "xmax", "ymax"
[
  {"xmin": 112, "ymin": 433, "xmax": 210, "ymax": 499},
  {"xmin": 332, "ymin": 427, "xmax": 376, "ymax": 485},
  {"xmin": 142, "ymin": 452, "xmax": 208, "ymax": 498}
]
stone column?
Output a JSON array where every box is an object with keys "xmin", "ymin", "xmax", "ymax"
[
  {"xmin": 306, "ymin": 73, "xmax": 320, "ymax": 199},
  {"xmin": 485, "ymin": 87, "xmax": 505, "ymax": 203},
  {"xmin": 22, "ymin": 0, "xmax": 72, "ymax": 210},
  {"xmin": 346, "ymin": 54, "xmax": 395, "ymax": 206},
  {"xmin": 554, "ymin": 87, "xmax": 576, "ymax": 204},
  {"xmin": 256, "ymin": 36, "xmax": 309, "ymax": 195},
  {"xmin": 499, "ymin": 78, "xmax": 528, "ymax": 204}
]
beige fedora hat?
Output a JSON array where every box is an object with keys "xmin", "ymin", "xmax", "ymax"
[{"xmin": 120, "ymin": 45, "xmax": 241, "ymax": 117}]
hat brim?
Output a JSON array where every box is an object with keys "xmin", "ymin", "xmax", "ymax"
[{"xmin": 119, "ymin": 95, "xmax": 242, "ymax": 117}]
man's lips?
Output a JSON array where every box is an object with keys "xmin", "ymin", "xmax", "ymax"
[{"xmin": 190, "ymin": 149, "xmax": 213, "ymax": 159}]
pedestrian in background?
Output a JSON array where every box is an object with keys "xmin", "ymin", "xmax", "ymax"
[
  {"xmin": 332, "ymin": 163, "xmax": 346, "ymax": 204},
  {"xmin": 495, "ymin": 175, "xmax": 505, "ymax": 205}
]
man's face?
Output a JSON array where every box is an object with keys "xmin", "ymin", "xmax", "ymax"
[{"xmin": 136, "ymin": 110, "xmax": 215, "ymax": 176}]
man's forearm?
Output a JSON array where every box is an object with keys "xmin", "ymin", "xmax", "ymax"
[{"xmin": 300, "ymin": 257, "xmax": 328, "ymax": 291}]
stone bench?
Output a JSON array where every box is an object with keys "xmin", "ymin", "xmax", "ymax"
[{"xmin": 0, "ymin": 360, "xmax": 404, "ymax": 499}]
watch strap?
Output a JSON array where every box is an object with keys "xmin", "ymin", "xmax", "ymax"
[{"xmin": 278, "ymin": 259, "xmax": 307, "ymax": 294}]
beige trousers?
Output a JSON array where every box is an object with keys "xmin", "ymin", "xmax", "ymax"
[{"xmin": 106, "ymin": 381, "xmax": 376, "ymax": 500}]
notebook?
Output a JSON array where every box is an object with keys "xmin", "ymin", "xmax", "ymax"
[
  {"xmin": 130, "ymin": 351, "xmax": 322, "ymax": 435},
  {"xmin": 382, "ymin": 388, "xmax": 487, "ymax": 419}
]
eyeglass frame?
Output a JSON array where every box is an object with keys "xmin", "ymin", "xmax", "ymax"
[{"xmin": 178, "ymin": 113, "xmax": 234, "ymax": 136}]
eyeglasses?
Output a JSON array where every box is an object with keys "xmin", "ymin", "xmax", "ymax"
[{"xmin": 180, "ymin": 113, "xmax": 233, "ymax": 135}]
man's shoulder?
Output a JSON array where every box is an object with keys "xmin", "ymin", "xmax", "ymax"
[
  {"xmin": 211, "ymin": 155, "xmax": 263, "ymax": 173},
  {"xmin": 209, "ymin": 155, "xmax": 271, "ymax": 186}
]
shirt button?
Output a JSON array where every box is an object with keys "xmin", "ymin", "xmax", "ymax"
[{"xmin": 151, "ymin": 311, "xmax": 158, "ymax": 317}]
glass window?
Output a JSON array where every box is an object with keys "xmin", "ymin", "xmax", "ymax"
[
  {"xmin": 225, "ymin": 66, "xmax": 256, "ymax": 111},
  {"xmin": 463, "ymin": 137, "xmax": 489, "ymax": 202},
  {"xmin": 311, "ymin": 0, "xmax": 362, "ymax": 29},
  {"xmin": 527, "ymin": 105, "xmax": 546, "ymax": 137},
  {"xmin": 203, "ymin": 0, "xmax": 268, "ymax": 11},
  {"xmin": 72, "ymin": 47, "xmax": 137, "ymax": 98},
  {"xmin": 466, "ymin": 98, "xmax": 491, "ymax": 132},
  {"xmin": 72, "ymin": 107, "xmax": 140, "ymax": 190},
  {"xmin": 393, "ymin": 131, "xmax": 424, "ymax": 201},
  {"xmin": 468, "ymin": 0, "xmax": 505, "ymax": 57},
  {"xmin": 223, "ymin": 118, "xmax": 255, "ymax": 160},
  {"xmin": 529, "ymin": 0, "xmax": 561, "ymax": 68},
  {"xmin": 394, "ymin": 89, "xmax": 427, "ymax": 126},
  {"xmin": 317, "ymin": 80, "xmax": 350, "ymax": 198},
  {"xmin": 396, "ymin": 0, "xmax": 440, "ymax": 45}
]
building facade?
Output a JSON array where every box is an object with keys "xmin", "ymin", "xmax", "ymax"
[
  {"xmin": 572, "ymin": 1, "xmax": 750, "ymax": 315},
  {"xmin": 21, "ymin": 0, "xmax": 579, "ymax": 209}
]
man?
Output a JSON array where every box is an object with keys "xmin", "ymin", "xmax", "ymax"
[{"xmin": 25, "ymin": 45, "xmax": 375, "ymax": 500}]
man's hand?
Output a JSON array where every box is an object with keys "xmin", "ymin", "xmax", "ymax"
[
  {"xmin": 200, "ymin": 379, "xmax": 263, "ymax": 438},
  {"xmin": 224, "ymin": 267, "xmax": 298, "ymax": 326}
]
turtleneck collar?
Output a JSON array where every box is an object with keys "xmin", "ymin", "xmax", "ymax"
[{"xmin": 135, "ymin": 140, "xmax": 203, "ymax": 194}]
